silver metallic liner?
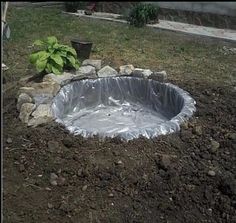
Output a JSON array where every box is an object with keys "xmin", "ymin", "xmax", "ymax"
[{"xmin": 51, "ymin": 77, "xmax": 196, "ymax": 140}]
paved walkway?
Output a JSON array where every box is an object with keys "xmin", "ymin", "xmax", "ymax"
[{"xmin": 64, "ymin": 11, "xmax": 236, "ymax": 43}]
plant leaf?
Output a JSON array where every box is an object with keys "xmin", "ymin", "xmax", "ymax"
[
  {"xmin": 45, "ymin": 63, "xmax": 53, "ymax": 73},
  {"xmin": 33, "ymin": 39, "xmax": 45, "ymax": 46},
  {"xmin": 60, "ymin": 45, "xmax": 77, "ymax": 56},
  {"xmin": 50, "ymin": 53, "xmax": 64, "ymax": 66},
  {"xmin": 67, "ymin": 47, "xmax": 77, "ymax": 56},
  {"xmin": 36, "ymin": 59, "xmax": 47, "ymax": 72},
  {"xmin": 29, "ymin": 52, "xmax": 39, "ymax": 64},
  {"xmin": 58, "ymin": 50, "xmax": 67, "ymax": 57},
  {"xmin": 46, "ymin": 36, "xmax": 58, "ymax": 46},
  {"xmin": 67, "ymin": 55, "xmax": 76, "ymax": 66},
  {"xmin": 51, "ymin": 63, "xmax": 63, "ymax": 75},
  {"xmin": 74, "ymin": 61, "xmax": 80, "ymax": 70},
  {"xmin": 38, "ymin": 51, "xmax": 50, "ymax": 60}
]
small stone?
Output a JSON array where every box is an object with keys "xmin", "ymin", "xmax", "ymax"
[
  {"xmin": 50, "ymin": 173, "xmax": 58, "ymax": 186},
  {"xmin": 28, "ymin": 116, "xmax": 53, "ymax": 127},
  {"xmin": 50, "ymin": 180, "xmax": 57, "ymax": 186},
  {"xmin": 17, "ymin": 93, "xmax": 33, "ymax": 111},
  {"xmin": 108, "ymin": 193, "xmax": 114, "ymax": 197},
  {"xmin": 131, "ymin": 68, "xmax": 152, "ymax": 78},
  {"xmin": 17, "ymin": 87, "xmax": 35, "ymax": 98},
  {"xmin": 45, "ymin": 187, "xmax": 52, "ymax": 191},
  {"xmin": 77, "ymin": 169, "xmax": 83, "ymax": 177},
  {"xmin": 219, "ymin": 173, "xmax": 236, "ymax": 196},
  {"xmin": 97, "ymin": 65, "xmax": 118, "ymax": 77},
  {"xmin": 149, "ymin": 70, "xmax": 167, "ymax": 82},
  {"xmin": 57, "ymin": 176, "xmax": 66, "ymax": 186},
  {"xmin": 115, "ymin": 160, "xmax": 123, "ymax": 165},
  {"xmin": 208, "ymin": 170, "xmax": 216, "ymax": 176},
  {"xmin": 31, "ymin": 81, "xmax": 60, "ymax": 97},
  {"xmin": 142, "ymin": 69, "xmax": 153, "ymax": 78},
  {"xmin": 19, "ymin": 164, "xmax": 25, "ymax": 172},
  {"xmin": 43, "ymin": 72, "xmax": 74, "ymax": 86},
  {"xmin": 18, "ymin": 75, "xmax": 34, "ymax": 85},
  {"xmin": 19, "ymin": 103, "xmax": 36, "ymax": 124},
  {"xmin": 82, "ymin": 59, "xmax": 102, "ymax": 71},
  {"xmin": 62, "ymin": 137, "xmax": 73, "ymax": 148},
  {"xmin": 75, "ymin": 65, "xmax": 96, "ymax": 79},
  {"xmin": 27, "ymin": 104, "xmax": 53, "ymax": 127},
  {"xmin": 119, "ymin": 64, "xmax": 134, "ymax": 76},
  {"xmin": 18, "ymin": 82, "xmax": 60, "ymax": 98},
  {"xmin": 32, "ymin": 93, "xmax": 53, "ymax": 106},
  {"xmin": 82, "ymin": 185, "xmax": 88, "ymax": 191},
  {"xmin": 210, "ymin": 140, "xmax": 220, "ymax": 153},
  {"xmin": 158, "ymin": 155, "xmax": 171, "ymax": 170},
  {"xmin": 47, "ymin": 140, "xmax": 60, "ymax": 153},
  {"xmin": 131, "ymin": 68, "xmax": 144, "ymax": 78},
  {"xmin": 47, "ymin": 203, "xmax": 53, "ymax": 209},
  {"xmin": 112, "ymin": 150, "xmax": 119, "ymax": 156},
  {"xmin": 6, "ymin": 137, "xmax": 13, "ymax": 144},
  {"xmin": 31, "ymin": 104, "xmax": 53, "ymax": 118},
  {"xmin": 228, "ymin": 133, "xmax": 236, "ymax": 140},
  {"xmin": 192, "ymin": 126, "xmax": 202, "ymax": 136}
]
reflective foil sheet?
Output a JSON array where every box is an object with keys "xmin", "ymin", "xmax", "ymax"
[{"xmin": 51, "ymin": 77, "xmax": 196, "ymax": 140}]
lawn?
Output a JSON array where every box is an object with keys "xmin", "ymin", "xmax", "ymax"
[{"xmin": 3, "ymin": 6, "xmax": 236, "ymax": 223}]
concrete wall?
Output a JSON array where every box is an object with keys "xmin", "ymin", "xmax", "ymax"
[{"xmin": 146, "ymin": 2, "xmax": 236, "ymax": 17}]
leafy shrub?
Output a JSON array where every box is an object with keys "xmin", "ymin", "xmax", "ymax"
[
  {"xmin": 64, "ymin": 2, "xmax": 87, "ymax": 12},
  {"xmin": 127, "ymin": 3, "xmax": 159, "ymax": 27},
  {"xmin": 29, "ymin": 36, "xmax": 80, "ymax": 75}
]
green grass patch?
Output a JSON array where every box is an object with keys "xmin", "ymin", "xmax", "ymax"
[{"xmin": 3, "ymin": 6, "xmax": 236, "ymax": 86}]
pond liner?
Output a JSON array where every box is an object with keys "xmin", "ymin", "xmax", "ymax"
[{"xmin": 51, "ymin": 76, "xmax": 196, "ymax": 141}]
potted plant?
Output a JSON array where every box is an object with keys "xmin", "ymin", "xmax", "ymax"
[
  {"xmin": 71, "ymin": 38, "xmax": 93, "ymax": 61},
  {"xmin": 29, "ymin": 36, "xmax": 80, "ymax": 76}
]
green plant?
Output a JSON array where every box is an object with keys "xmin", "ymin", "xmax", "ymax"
[
  {"xmin": 127, "ymin": 3, "xmax": 159, "ymax": 27},
  {"xmin": 29, "ymin": 36, "xmax": 80, "ymax": 75}
]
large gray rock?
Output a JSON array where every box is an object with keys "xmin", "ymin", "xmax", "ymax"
[
  {"xmin": 119, "ymin": 64, "xmax": 134, "ymax": 76},
  {"xmin": 28, "ymin": 104, "xmax": 53, "ymax": 127},
  {"xmin": 18, "ymin": 75, "xmax": 34, "ymax": 86},
  {"xmin": 31, "ymin": 104, "xmax": 53, "ymax": 118},
  {"xmin": 82, "ymin": 59, "xmax": 102, "ymax": 71},
  {"xmin": 131, "ymin": 68, "xmax": 152, "ymax": 78},
  {"xmin": 19, "ymin": 103, "xmax": 36, "ymax": 124},
  {"xmin": 73, "ymin": 65, "xmax": 97, "ymax": 80},
  {"xmin": 76, "ymin": 65, "xmax": 96, "ymax": 76},
  {"xmin": 33, "ymin": 94, "xmax": 54, "ymax": 106},
  {"xmin": 17, "ymin": 93, "xmax": 33, "ymax": 111},
  {"xmin": 18, "ymin": 81, "xmax": 60, "ymax": 98},
  {"xmin": 148, "ymin": 71, "xmax": 167, "ymax": 82},
  {"xmin": 17, "ymin": 87, "xmax": 35, "ymax": 98},
  {"xmin": 43, "ymin": 72, "xmax": 74, "ymax": 86},
  {"xmin": 97, "ymin": 65, "xmax": 118, "ymax": 77},
  {"xmin": 28, "ymin": 116, "xmax": 53, "ymax": 127}
]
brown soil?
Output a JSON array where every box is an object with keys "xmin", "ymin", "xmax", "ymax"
[{"xmin": 3, "ymin": 76, "xmax": 236, "ymax": 222}]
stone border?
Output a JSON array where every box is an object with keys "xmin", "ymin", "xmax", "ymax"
[{"xmin": 17, "ymin": 59, "xmax": 167, "ymax": 127}]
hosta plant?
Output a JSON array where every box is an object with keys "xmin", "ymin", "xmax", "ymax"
[{"xmin": 29, "ymin": 36, "xmax": 80, "ymax": 75}]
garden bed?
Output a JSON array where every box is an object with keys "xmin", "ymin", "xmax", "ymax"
[{"xmin": 3, "ymin": 6, "xmax": 236, "ymax": 223}]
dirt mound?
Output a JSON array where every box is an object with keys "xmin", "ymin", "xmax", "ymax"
[{"xmin": 3, "ymin": 79, "xmax": 236, "ymax": 222}]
